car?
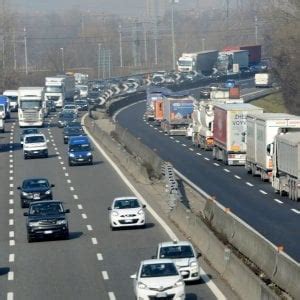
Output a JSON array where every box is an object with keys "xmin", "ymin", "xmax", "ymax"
[
  {"xmin": 65, "ymin": 121, "xmax": 82, "ymax": 129},
  {"xmin": 108, "ymin": 197, "xmax": 146, "ymax": 230},
  {"xmin": 68, "ymin": 136, "xmax": 93, "ymax": 166},
  {"xmin": 154, "ymin": 240, "xmax": 201, "ymax": 282},
  {"xmin": 76, "ymin": 84, "xmax": 89, "ymax": 98},
  {"xmin": 46, "ymin": 100, "xmax": 56, "ymax": 112},
  {"xmin": 57, "ymin": 111, "xmax": 77, "ymax": 128},
  {"xmin": 24, "ymin": 200, "xmax": 70, "ymax": 242},
  {"xmin": 131, "ymin": 259, "xmax": 185, "ymax": 300},
  {"xmin": 23, "ymin": 133, "xmax": 48, "ymax": 159},
  {"xmin": 20, "ymin": 128, "xmax": 39, "ymax": 144},
  {"xmin": 199, "ymin": 87, "xmax": 210, "ymax": 99},
  {"xmin": 74, "ymin": 99, "xmax": 89, "ymax": 111},
  {"xmin": 18, "ymin": 178, "xmax": 54, "ymax": 208},
  {"xmin": 62, "ymin": 104, "xmax": 78, "ymax": 115},
  {"xmin": 224, "ymin": 79, "xmax": 236, "ymax": 88},
  {"xmin": 63, "ymin": 126, "xmax": 86, "ymax": 144}
]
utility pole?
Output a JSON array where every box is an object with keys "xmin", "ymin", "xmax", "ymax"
[
  {"xmin": 132, "ymin": 20, "xmax": 138, "ymax": 67},
  {"xmin": 118, "ymin": 25, "xmax": 123, "ymax": 67},
  {"xmin": 255, "ymin": 15, "xmax": 258, "ymax": 44},
  {"xmin": 143, "ymin": 23, "xmax": 148, "ymax": 66},
  {"xmin": 202, "ymin": 38, "xmax": 205, "ymax": 51},
  {"xmin": 24, "ymin": 27, "xmax": 28, "ymax": 75},
  {"xmin": 108, "ymin": 50, "xmax": 111, "ymax": 78},
  {"xmin": 170, "ymin": 0, "xmax": 178, "ymax": 70},
  {"xmin": 97, "ymin": 43, "xmax": 101, "ymax": 79},
  {"xmin": 154, "ymin": 0, "xmax": 159, "ymax": 65},
  {"xmin": 13, "ymin": 30, "xmax": 17, "ymax": 70},
  {"xmin": 60, "ymin": 47, "xmax": 64, "ymax": 73},
  {"xmin": 102, "ymin": 48, "xmax": 106, "ymax": 79}
]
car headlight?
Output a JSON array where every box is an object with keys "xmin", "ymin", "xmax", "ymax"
[
  {"xmin": 22, "ymin": 192, "xmax": 29, "ymax": 196},
  {"xmin": 137, "ymin": 282, "xmax": 147, "ymax": 289},
  {"xmin": 111, "ymin": 211, "xmax": 118, "ymax": 217},
  {"xmin": 190, "ymin": 261, "xmax": 198, "ymax": 268},
  {"xmin": 64, "ymin": 135, "xmax": 68, "ymax": 139},
  {"xmin": 45, "ymin": 190, "xmax": 51, "ymax": 195},
  {"xmin": 28, "ymin": 221, "xmax": 39, "ymax": 227},
  {"xmin": 56, "ymin": 219, "xmax": 67, "ymax": 225},
  {"xmin": 86, "ymin": 152, "xmax": 92, "ymax": 156},
  {"xmin": 137, "ymin": 209, "xmax": 144, "ymax": 215},
  {"xmin": 174, "ymin": 279, "xmax": 184, "ymax": 287},
  {"xmin": 69, "ymin": 153, "xmax": 75, "ymax": 158}
]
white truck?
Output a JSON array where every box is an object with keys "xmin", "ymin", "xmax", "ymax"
[
  {"xmin": 255, "ymin": 73, "xmax": 272, "ymax": 88},
  {"xmin": 212, "ymin": 103, "xmax": 263, "ymax": 165},
  {"xmin": 245, "ymin": 113, "xmax": 300, "ymax": 181},
  {"xmin": 18, "ymin": 87, "xmax": 45, "ymax": 127},
  {"xmin": 177, "ymin": 50, "xmax": 219, "ymax": 75},
  {"xmin": 271, "ymin": 132, "xmax": 300, "ymax": 201},
  {"xmin": 3, "ymin": 90, "xmax": 18, "ymax": 112},
  {"xmin": 74, "ymin": 73, "xmax": 89, "ymax": 85},
  {"xmin": 45, "ymin": 75, "xmax": 75, "ymax": 108},
  {"xmin": 217, "ymin": 50, "xmax": 249, "ymax": 74},
  {"xmin": 0, "ymin": 118, "xmax": 4, "ymax": 132}
]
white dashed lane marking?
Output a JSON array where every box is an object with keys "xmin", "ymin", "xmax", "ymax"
[
  {"xmin": 9, "ymin": 209, "xmax": 14, "ymax": 214},
  {"xmin": 67, "ymin": 179, "xmax": 71, "ymax": 184},
  {"xmin": 81, "ymin": 214, "xmax": 87, "ymax": 219},
  {"xmin": 9, "ymin": 254, "xmax": 15, "ymax": 262},
  {"xmin": 87, "ymin": 225, "xmax": 93, "ymax": 231},
  {"xmin": 204, "ymin": 157, "xmax": 210, "ymax": 161},
  {"xmin": 9, "ymin": 231, "xmax": 14, "ymax": 238},
  {"xmin": 77, "ymin": 204, "xmax": 83, "ymax": 210},
  {"xmin": 176, "ymin": 140, "xmax": 180, "ymax": 143},
  {"xmin": 102, "ymin": 271, "xmax": 109, "ymax": 280},
  {"xmin": 182, "ymin": 144, "xmax": 186, "ymax": 147},
  {"xmin": 196, "ymin": 153, "xmax": 202, "ymax": 156},
  {"xmin": 97, "ymin": 253, "xmax": 103, "ymax": 260},
  {"xmin": 234, "ymin": 175, "xmax": 241, "ymax": 179},
  {"xmin": 108, "ymin": 292, "xmax": 116, "ymax": 300},
  {"xmin": 246, "ymin": 182, "xmax": 254, "ymax": 187},
  {"xmin": 70, "ymin": 187, "xmax": 74, "ymax": 191},
  {"xmin": 291, "ymin": 208, "xmax": 300, "ymax": 214},
  {"xmin": 9, "ymin": 240, "xmax": 15, "ymax": 246},
  {"xmin": 224, "ymin": 168, "xmax": 230, "ymax": 173},
  {"xmin": 73, "ymin": 195, "xmax": 78, "ymax": 200},
  {"xmin": 170, "ymin": 137, "xmax": 174, "ymax": 140},
  {"xmin": 213, "ymin": 163, "xmax": 220, "ymax": 167},
  {"xmin": 9, "ymin": 219, "xmax": 14, "ymax": 226},
  {"xmin": 65, "ymin": 173, "xmax": 69, "ymax": 177},
  {"xmin": 91, "ymin": 237, "xmax": 98, "ymax": 245},
  {"xmin": 259, "ymin": 190, "xmax": 267, "ymax": 195},
  {"xmin": 274, "ymin": 199, "xmax": 283, "ymax": 204},
  {"xmin": 8, "ymin": 271, "xmax": 14, "ymax": 281},
  {"xmin": 189, "ymin": 148, "xmax": 194, "ymax": 151}
]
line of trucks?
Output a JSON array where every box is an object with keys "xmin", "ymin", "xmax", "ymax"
[{"xmin": 145, "ymin": 87, "xmax": 300, "ymax": 202}]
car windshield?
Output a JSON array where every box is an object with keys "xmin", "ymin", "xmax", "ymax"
[
  {"xmin": 114, "ymin": 199, "xmax": 140, "ymax": 209},
  {"xmin": 141, "ymin": 263, "xmax": 178, "ymax": 278},
  {"xmin": 69, "ymin": 143, "xmax": 90, "ymax": 152},
  {"xmin": 64, "ymin": 105, "xmax": 76, "ymax": 109},
  {"xmin": 7, "ymin": 96, "xmax": 18, "ymax": 101},
  {"xmin": 75, "ymin": 101, "xmax": 87, "ymax": 105},
  {"xmin": 159, "ymin": 245, "xmax": 194, "ymax": 259},
  {"xmin": 23, "ymin": 179, "xmax": 49, "ymax": 189},
  {"xmin": 65, "ymin": 128, "xmax": 84, "ymax": 135},
  {"xmin": 29, "ymin": 203, "xmax": 64, "ymax": 215},
  {"xmin": 25, "ymin": 136, "xmax": 45, "ymax": 143},
  {"xmin": 22, "ymin": 129, "xmax": 38, "ymax": 135},
  {"xmin": 66, "ymin": 122, "xmax": 81, "ymax": 128},
  {"xmin": 60, "ymin": 113, "xmax": 75, "ymax": 120}
]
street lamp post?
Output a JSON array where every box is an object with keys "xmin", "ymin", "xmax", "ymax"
[
  {"xmin": 60, "ymin": 47, "xmax": 64, "ymax": 73},
  {"xmin": 170, "ymin": 0, "xmax": 178, "ymax": 70},
  {"xmin": 202, "ymin": 38, "xmax": 205, "ymax": 51},
  {"xmin": 24, "ymin": 27, "xmax": 28, "ymax": 75},
  {"xmin": 98, "ymin": 43, "xmax": 101, "ymax": 79},
  {"xmin": 118, "ymin": 25, "xmax": 123, "ymax": 68}
]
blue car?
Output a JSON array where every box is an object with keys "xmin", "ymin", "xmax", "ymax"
[
  {"xmin": 0, "ymin": 95, "xmax": 10, "ymax": 119},
  {"xmin": 224, "ymin": 79, "xmax": 236, "ymax": 88},
  {"xmin": 68, "ymin": 136, "xmax": 93, "ymax": 166}
]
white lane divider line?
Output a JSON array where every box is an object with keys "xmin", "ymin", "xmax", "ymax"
[
  {"xmin": 60, "ymin": 161, "xmax": 64, "ymax": 165},
  {"xmin": 9, "ymin": 191, "xmax": 13, "ymax": 196},
  {"xmin": 56, "ymin": 152, "xmax": 60, "ymax": 155},
  {"xmin": 58, "ymin": 156, "xmax": 62, "ymax": 160},
  {"xmin": 9, "ymin": 240, "xmax": 15, "ymax": 246},
  {"xmin": 87, "ymin": 225, "xmax": 93, "ymax": 231},
  {"xmin": 176, "ymin": 140, "xmax": 180, "ymax": 143},
  {"xmin": 102, "ymin": 271, "xmax": 109, "ymax": 280},
  {"xmin": 164, "ymin": 133, "xmax": 168, "ymax": 136},
  {"xmin": 9, "ymin": 183, "xmax": 14, "ymax": 188},
  {"xmin": 291, "ymin": 208, "xmax": 300, "ymax": 214},
  {"xmin": 67, "ymin": 179, "xmax": 71, "ymax": 184},
  {"xmin": 91, "ymin": 237, "xmax": 98, "ymax": 245},
  {"xmin": 9, "ymin": 254, "xmax": 15, "ymax": 263},
  {"xmin": 224, "ymin": 168, "xmax": 230, "ymax": 173},
  {"xmin": 234, "ymin": 175, "xmax": 241, "ymax": 179},
  {"xmin": 259, "ymin": 190, "xmax": 267, "ymax": 195},
  {"xmin": 246, "ymin": 182, "xmax": 254, "ymax": 187},
  {"xmin": 9, "ymin": 150, "xmax": 13, "ymax": 153},
  {"xmin": 108, "ymin": 292, "xmax": 116, "ymax": 300},
  {"xmin": 81, "ymin": 213, "xmax": 87, "ymax": 219},
  {"xmin": 9, "ymin": 154, "xmax": 13, "ymax": 158},
  {"xmin": 65, "ymin": 173, "xmax": 69, "ymax": 177},
  {"xmin": 204, "ymin": 157, "xmax": 210, "ymax": 161},
  {"xmin": 70, "ymin": 187, "xmax": 74, "ymax": 191},
  {"xmin": 9, "ymin": 231, "xmax": 14, "ymax": 238},
  {"xmin": 9, "ymin": 209, "xmax": 14, "ymax": 215},
  {"xmin": 54, "ymin": 147, "xmax": 58, "ymax": 151},
  {"xmin": 150, "ymin": 124, "xmax": 153, "ymax": 127},
  {"xmin": 189, "ymin": 148, "xmax": 194, "ymax": 151},
  {"xmin": 97, "ymin": 253, "xmax": 103, "ymax": 261},
  {"xmin": 196, "ymin": 152, "xmax": 202, "ymax": 156},
  {"xmin": 9, "ymin": 170, "xmax": 13, "ymax": 174},
  {"xmin": 77, "ymin": 204, "xmax": 83, "ymax": 210},
  {"xmin": 154, "ymin": 127, "xmax": 158, "ymax": 130},
  {"xmin": 213, "ymin": 163, "xmax": 220, "ymax": 167},
  {"xmin": 8, "ymin": 271, "xmax": 14, "ymax": 281},
  {"xmin": 9, "ymin": 164, "xmax": 13, "ymax": 169},
  {"xmin": 274, "ymin": 199, "xmax": 283, "ymax": 204},
  {"xmin": 170, "ymin": 137, "xmax": 174, "ymax": 140},
  {"xmin": 62, "ymin": 166, "xmax": 66, "ymax": 170},
  {"xmin": 73, "ymin": 195, "xmax": 78, "ymax": 200},
  {"xmin": 9, "ymin": 219, "xmax": 14, "ymax": 226},
  {"xmin": 159, "ymin": 130, "xmax": 163, "ymax": 133},
  {"xmin": 9, "ymin": 159, "xmax": 13, "ymax": 163},
  {"xmin": 9, "ymin": 176, "xmax": 13, "ymax": 181}
]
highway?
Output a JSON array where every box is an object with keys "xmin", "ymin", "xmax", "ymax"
[
  {"xmin": 0, "ymin": 112, "xmax": 223, "ymax": 299},
  {"xmin": 115, "ymin": 87, "xmax": 300, "ymax": 262}
]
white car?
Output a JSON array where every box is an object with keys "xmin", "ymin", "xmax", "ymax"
[
  {"xmin": 155, "ymin": 240, "xmax": 201, "ymax": 282},
  {"xmin": 186, "ymin": 123, "xmax": 193, "ymax": 139},
  {"xmin": 108, "ymin": 197, "xmax": 146, "ymax": 230},
  {"xmin": 131, "ymin": 259, "xmax": 185, "ymax": 300},
  {"xmin": 23, "ymin": 133, "xmax": 48, "ymax": 159},
  {"xmin": 63, "ymin": 104, "xmax": 78, "ymax": 115}
]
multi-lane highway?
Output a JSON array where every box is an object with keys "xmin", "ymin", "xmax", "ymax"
[
  {"xmin": 0, "ymin": 112, "xmax": 228, "ymax": 299},
  {"xmin": 115, "ymin": 87, "xmax": 300, "ymax": 262}
]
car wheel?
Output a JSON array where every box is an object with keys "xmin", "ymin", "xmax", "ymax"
[
  {"xmin": 63, "ymin": 231, "xmax": 69, "ymax": 240},
  {"xmin": 89, "ymin": 160, "xmax": 93, "ymax": 165},
  {"xmin": 44, "ymin": 153, "xmax": 48, "ymax": 158},
  {"xmin": 21, "ymin": 200, "xmax": 25, "ymax": 209},
  {"xmin": 24, "ymin": 155, "xmax": 28, "ymax": 160},
  {"xmin": 110, "ymin": 225, "xmax": 116, "ymax": 231},
  {"xmin": 27, "ymin": 234, "xmax": 34, "ymax": 243},
  {"xmin": 68, "ymin": 160, "xmax": 73, "ymax": 166}
]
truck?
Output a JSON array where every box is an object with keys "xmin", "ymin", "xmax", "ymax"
[
  {"xmin": 255, "ymin": 73, "xmax": 272, "ymax": 88},
  {"xmin": 3, "ymin": 90, "xmax": 18, "ymax": 112},
  {"xmin": 212, "ymin": 103, "xmax": 263, "ymax": 165},
  {"xmin": 74, "ymin": 73, "xmax": 89, "ymax": 85},
  {"xmin": 44, "ymin": 75, "xmax": 75, "ymax": 108},
  {"xmin": 216, "ymin": 50, "xmax": 249, "ymax": 74},
  {"xmin": 271, "ymin": 132, "xmax": 300, "ymax": 201},
  {"xmin": 145, "ymin": 87, "xmax": 171, "ymax": 121},
  {"xmin": 0, "ymin": 118, "xmax": 4, "ymax": 132},
  {"xmin": 192, "ymin": 87, "xmax": 243, "ymax": 149},
  {"xmin": 0, "ymin": 95, "xmax": 10, "ymax": 119},
  {"xmin": 223, "ymin": 45, "xmax": 261, "ymax": 66},
  {"xmin": 18, "ymin": 87, "xmax": 45, "ymax": 127},
  {"xmin": 161, "ymin": 92, "xmax": 194, "ymax": 135},
  {"xmin": 246, "ymin": 113, "xmax": 300, "ymax": 181},
  {"xmin": 177, "ymin": 50, "xmax": 219, "ymax": 75}
]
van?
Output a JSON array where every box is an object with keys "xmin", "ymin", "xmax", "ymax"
[
  {"xmin": 3, "ymin": 90, "xmax": 18, "ymax": 112},
  {"xmin": 68, "ymin": 136, "xmax": 93, "ymax": 166}
]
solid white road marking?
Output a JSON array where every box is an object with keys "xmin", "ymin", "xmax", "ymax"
[
  {"xmin": 259, "ymin": 190, "xmax": 267, "ymax": 195},
  {"xmin": 224, "ymin": 168, "xmax": 230, "ymax": 173},
  {"xmin": 274, "ymin": 199, "xmax": 283, "ymax": 204},
  {"xmin": 9, "ymin": 219, "xmax": 14, "ymax": 226},
  {"xmin": 246, "ymin": 182, "xmax": 254, "ymax": 187},
  {"xmin": 87, "ymin": 225, "xmax": 93, "ymax": 231},
  {"xmin": 8, "ymin": 271, "xmax": 14, "ymax": 281},
  {"xmin": 81, "ymin": 214, "xmax": 87, "ymax": 219},
  {"xmin": 102, "ymin": 271, "xmax": 109, "ymax": 280},
  {"xmin": 9, "ymin": 254, "xmax": 15, "ymax": 263},
  {"xmin": 77, "ymin": 204, "xmax": 83, "ymax": 210},
  {"xmin": 291, "ymin": 208, "xmax": 300, "ymax": 214},
  {"xmin": 234, "ymin": 175, "xmax": 241, "ymax": 179},
  {"xmin": 108, "ymin": 292, "xmax": 116, "ymax": 300},
  {"xmin": 97, "ymin": 253, "xmax": 103, "ymax": 260},
  {"xmin": 91, "ymin": 237, "xmax": 98, "ymax": 245}
]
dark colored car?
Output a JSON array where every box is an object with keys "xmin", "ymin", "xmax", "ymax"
[
  {"xmin": 65, "ymin": 121, "xmax": 82, "ymax": 129},
  {"xmin": 24, "ymin": 200, "xmax": 70, "ymax": 242},
  {"xmin": 68, "ymin": 136, "xmax": 93, "ymax": 166},
  {"xmin": 75, "ymin": 99, "xmax": 89, "ymax": 111},
  {"xmin": 199, "ymin": 88, "xmax": 211, "ymax": 99},
  {"xmin": 20, "ymin": 128, "xmax": 39, "ymax": 144},
  {"xmin": 63, "ymin": 126, "xmax": 86, "ymax": 144},
  {"xmin": 57, "ymin": 111, "xmax": 77, "ymax": 128},
  {"xmin": 18, "ymin": 178, "xmax": 54, "ymax": 208},
  {"xmin": 46, "ymin": 100, "xmax": 56, "ymax": 112}
]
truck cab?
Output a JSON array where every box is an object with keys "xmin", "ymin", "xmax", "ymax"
[
  {"xmin": 3, "ymin": 90, "xmax": 18, "ymax": 112},
  {"xmin": 68, "ymin": 136, "xmax": 93, "ymax": 166},
  {"xmin": 0, "ymin": 95, "xmax": 10, "ymax": 119}
]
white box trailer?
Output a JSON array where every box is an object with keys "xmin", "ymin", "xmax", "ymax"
[
  {"xmin": 272, "ymin": 132, "xmax": 300, "ymax": 201},
  {"xmin": 212, "ymin": 103, "xmax": 263, "ymax": 165},
  {"xmin": 246, "ymin": 113, "xmax": 300, "ymax": 181},
  {"xmin": 255, "ymin": 73, "xmax": 272, "ymax": 88}
]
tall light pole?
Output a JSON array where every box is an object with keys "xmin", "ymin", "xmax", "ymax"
[
  {"xmin": 60, "ymin": 47, "xmax": 64, "ymax": 73},
  {"xmin": 170, "ymin": 0, "xmax": 178, "ymax": 70},
  {"xmin": 24, "ymin": 27, "xmax": 28, "ymax": 75},
  {"xmin": 255, "ymin": 15, "xmax": 258, "ymax": 44},
  {"xmin": 118, "ymin": 25, "xmax": 123, "ymax": 68},
  {"xmin": 98, "ymin": 43, "xmax": 101, "ymax": 79},
  {"xmin": 202, "ymin": 38, "xmax": 205, "ymax": 51}
]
